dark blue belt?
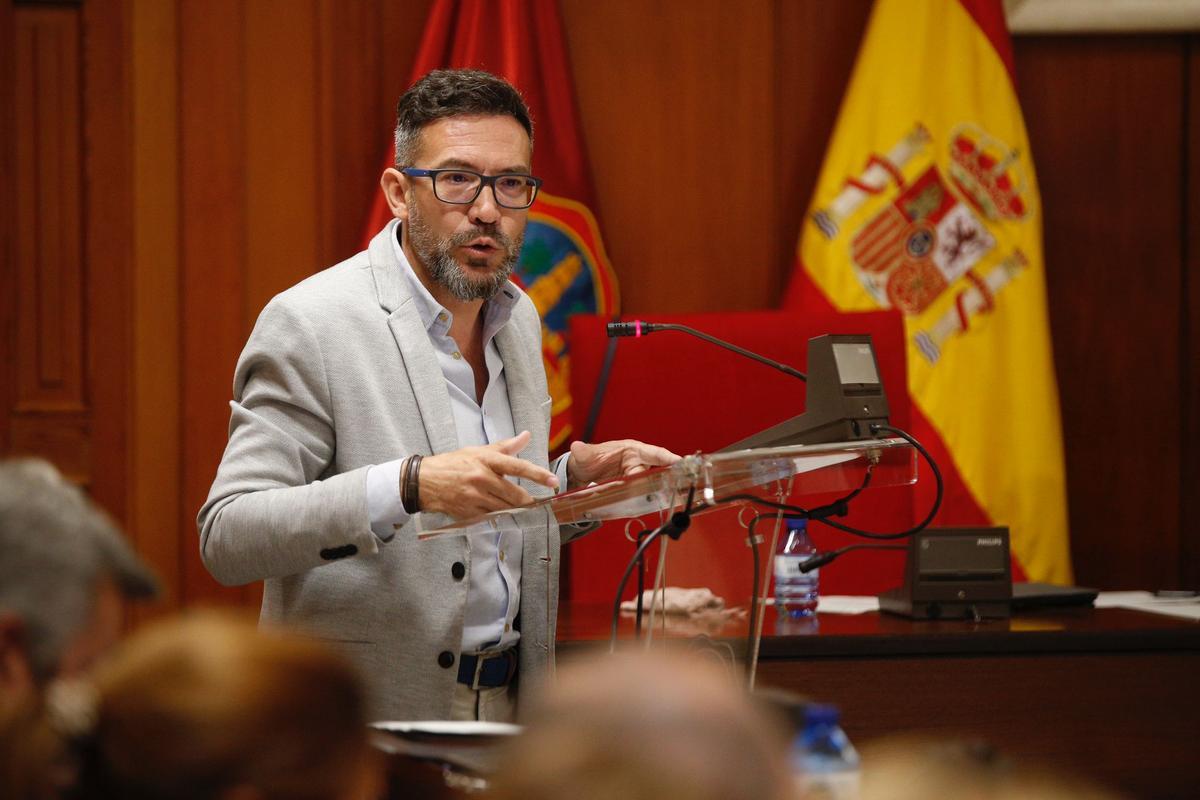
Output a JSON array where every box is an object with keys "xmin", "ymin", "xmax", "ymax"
[{"xmin": 457, "ymin": 648, "xmax": 518, "ymax": 690}]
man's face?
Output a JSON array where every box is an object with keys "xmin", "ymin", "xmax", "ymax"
[{"xmin": 401, "ymin": 114, "xmax": 532, "ymax": 302}]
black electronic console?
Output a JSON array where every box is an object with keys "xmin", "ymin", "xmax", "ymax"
[
  {"xmin": 721, "ymin": 334, "xmax": 890, "ymax": 452},
  {"xmin": 878, "ymin": 527, "xmax": 1012, "ymax": 620}
]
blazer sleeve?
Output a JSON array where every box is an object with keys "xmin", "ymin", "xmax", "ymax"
[{"xmin": 197, "ymin": 297, "xmax": 380, "ymax": 586}]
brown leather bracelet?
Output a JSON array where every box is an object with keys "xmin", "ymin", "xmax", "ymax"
[
  {"xmin": 401, "ymin": 454, "xmax": 422, "ymax": 514},
  {"xmin": 409, "ymin": 454, "xmax": 422, "ymax": 513}
]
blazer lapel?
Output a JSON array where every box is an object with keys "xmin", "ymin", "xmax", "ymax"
[{"xmin": 368, "ymin": 221, "xmax": 459, "ymax": 456}]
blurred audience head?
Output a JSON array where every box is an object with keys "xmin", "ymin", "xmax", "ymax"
[
  {"xmin": 0, "ymin": 458, "xmax": 158, "ymax": 699},
  {"xmin": 33, "ymin": 612, "xmax": 379, "ymax": 800},
  {"xmin": 858, "ymin": 735, "xmax": 1126, "ymax": 800},
  {"xmin": 490, "ymin": 649, "xmax": 796, "ymax": 800}
]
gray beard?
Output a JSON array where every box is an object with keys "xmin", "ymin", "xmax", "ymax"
[{"xmin": 406, "ymin": 202, "xmax": 522, "ymax": 302}]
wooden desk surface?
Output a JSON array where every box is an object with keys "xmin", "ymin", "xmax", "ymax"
[
  {"xmin": 557, "ymin": 603, "xmax": 1200, "ymax": 800},
  {"xmin": 558, "ymin": 603, "xmax": 1200, "ymax": 655}
]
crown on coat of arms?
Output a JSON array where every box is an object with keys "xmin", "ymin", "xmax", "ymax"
[{"xmin": 948, "ymin": 124, "xmax": 1027, "ymax": 221}]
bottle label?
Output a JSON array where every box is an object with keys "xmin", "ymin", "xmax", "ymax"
[{"xmin": 775, "ymin": 556, "xmax": 818, "ymax": 578}]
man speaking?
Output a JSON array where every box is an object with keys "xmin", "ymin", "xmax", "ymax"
[{"xmin": 199, "ymin": 69, "xmax": 676, "ymax": 722}]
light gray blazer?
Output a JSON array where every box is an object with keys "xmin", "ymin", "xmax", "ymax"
[{"xmin": 197, "ymin": 220, "xmax": 559, "ymax": 721}]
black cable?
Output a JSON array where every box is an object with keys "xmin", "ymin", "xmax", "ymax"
[
  {"xmin": 610, "ymin": 486, "xmax": 696, "ymax": 651},
  {"xmin": 609, "ymin": 515, "xmax": 687, "ymax": 651},
  {"xmin": 634, "ymin": 528, "xmax": 649, "ymax": 638},
  {"xmin": 797, "ymin": 543, "xmax": 907, "ymax": 573},
  {"xmin": 745, "ymin": 515, "xmax": 762, "ymax": 665},
  {"xmin": 717, "ymin": 425, "xmax": 944, "ymax": 541},
  {"xmin": 582, "ymin": 328, "xmax": 620, "ymax": 443}
]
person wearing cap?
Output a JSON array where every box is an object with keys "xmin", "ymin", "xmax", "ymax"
[
  {"xmin": 0, "ymin": 458, "xmax": 159, "ymax": 707},
  {"xmin": 198, "ymin": 68, "xmax": 677, "ymax": 723}
]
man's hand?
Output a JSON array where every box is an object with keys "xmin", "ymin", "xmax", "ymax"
[
  {"xmin": 418, "ymin": 431, "xmax": 559, "ymax": 520},
  {"xmin": 566, "ymin": 439, "xmax": 681, "ymax": 490}
]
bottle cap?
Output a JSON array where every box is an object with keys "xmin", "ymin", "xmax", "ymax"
[
  {"xmin": 786, "ymin": 516, "xmax": 808, "ymax": 531},
  {"xmin": 803, "ymin": 703, "xmax": 840, "ymax": 727}
]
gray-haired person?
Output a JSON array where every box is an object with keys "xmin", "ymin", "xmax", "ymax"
[{"xmin": 0, "ymin": 458, "xmax": 158, "ymax": 704}]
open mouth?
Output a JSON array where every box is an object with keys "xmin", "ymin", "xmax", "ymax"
[{"xmin": 463, "ymin": 238, "xmax": 499, "ymax": 257}]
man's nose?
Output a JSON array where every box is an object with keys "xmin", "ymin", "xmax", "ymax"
[{"xmin": 468, "ymin": 184, "xmax": 502, "ymax": 225}]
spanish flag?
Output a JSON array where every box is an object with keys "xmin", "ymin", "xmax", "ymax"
[
  {"xmin": 784, "ymin": 0, "xmax": 1071, "ymax": 583},
  {"xmin": 364, "ymin": 0, "xmax": 619, "ymax": 452}
]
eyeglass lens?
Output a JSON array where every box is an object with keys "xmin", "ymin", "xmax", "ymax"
[{"xmin": 434, "ymin": 171, "xmax": 537, "ymax": 208}]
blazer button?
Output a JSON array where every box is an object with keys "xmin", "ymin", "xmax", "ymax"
[
  {"xmin": 437, "ymin": 651, "xmax": 455, "ymax": 669},
  {"xmin": 451, "ymin": 561, "xmax": 466, "ymax": 580}
]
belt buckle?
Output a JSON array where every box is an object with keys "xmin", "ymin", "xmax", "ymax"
[{"xmin": 470, "ymin": 652, "xmax": 489, "ymax": 691}]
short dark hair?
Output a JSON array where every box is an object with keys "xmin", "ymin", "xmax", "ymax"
[{"xmin": 394, "ymin": 68, "xmax": 534, "ymax": 166}]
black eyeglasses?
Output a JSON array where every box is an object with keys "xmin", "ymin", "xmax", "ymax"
[{"xmin": 401, "ymin": 168, "xmax": 543, "ymax": 209}]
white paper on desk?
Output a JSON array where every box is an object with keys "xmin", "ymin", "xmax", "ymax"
[
  {"xmin": 816, "ymin": 595, "xmax": 880, "ymax": 615},
  {"xmin": 1094, "ymin": 591, "xmax": 1200, "ymax": 621},
  {"xmin": 371, "ymin": 720, "xmax": 521, "ymax": 737}
]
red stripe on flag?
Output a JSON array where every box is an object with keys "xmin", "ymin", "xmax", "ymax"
[{"xmin": 956, "ymin": 0, "xmax": 1016, "ymax": 84}]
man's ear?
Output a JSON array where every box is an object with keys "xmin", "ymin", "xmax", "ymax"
[
  {"xmin": 380, "ymin": 168, "xmax": 409, "ymax": 222},
  {"xmin": 0, "ymin": 613, "xmax": 37, "ymax": 701}
]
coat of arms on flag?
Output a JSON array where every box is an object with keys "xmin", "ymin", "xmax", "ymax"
[{"xmin": 815, "ymin": 123, "xmax": 1032, "ymax": 364}]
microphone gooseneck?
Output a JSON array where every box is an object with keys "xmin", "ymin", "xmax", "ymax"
[{"xmin": 606, "ymin": 320, "xmax": 807, "ymax": 382}]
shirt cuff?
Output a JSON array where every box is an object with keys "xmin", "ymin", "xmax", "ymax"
[
  {"xmin": 551, "ymin": 453, "xmax": 571, "ymax": 494},
  {"xmin": 366, "ymin": 460, "xmax": 409, "ymax": 542}
]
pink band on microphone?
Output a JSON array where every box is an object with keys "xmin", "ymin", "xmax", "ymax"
[{"xmin": 634, "ymin": 320, "xmax": 643, "ymax": 337}]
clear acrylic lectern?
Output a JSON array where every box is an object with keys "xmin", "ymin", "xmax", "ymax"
[
  {"xmin": 415, "ymin": 437, "xmax": 918, "ymax": 688},
  {"xmin": 416, "ymin": 437, "xmax": 917, "ymax": 541}
]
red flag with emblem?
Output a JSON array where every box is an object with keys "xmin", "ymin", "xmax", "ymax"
[{"xmin": 364, "ymin": 0, "xmax": 619, "ymax": 452}]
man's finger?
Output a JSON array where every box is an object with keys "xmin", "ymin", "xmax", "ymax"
[
  {"xmin": 634, "ymin": 443, "xmax": 681, "ymax": 467},
  {"xmin": 483, "ymin": 452, "xmax": 559, "ymax": 489},
  {"xmin": 485, "ymin": 480, "xmax": 535, "ymax": 510}
]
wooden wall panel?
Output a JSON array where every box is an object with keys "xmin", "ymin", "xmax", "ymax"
[
  {"xmin": 10, "ymin": 6, "xmax": 89, "ymax": 484},
  {"xmin": 0, "ymin": 0, "xmax": 11, "ymax": 458},
  {"xmin": 562, "ymin": 0, "xmax": 777, "ymax": 314},
  {"xmin": 84, "ymin": 0, "xmax": 136, "ymax": 567},
  {"xmin": 179, "ymin": 0, "xmax": 251, "ymax": 606},
  {"xmin": 1184, "ymin": 36, "xmax": 1200, "ymax": 590},
  {"xmin": 773, "ymin": 0, "xmax": 873, "ymax": 297},
  {"xmin": 244, "ymin": 0, "xmax": 321, "ymax": 316},
  {"xmin": 316, "ymin": 0, "xmax": 434, "ymax": 263},
  {"xmin": 1013, "ymin": 37, "xmax": 1185, "ymax": 589},
  {"xmin": 128, "ymin": 0, "xmax": 183, "ymax": 612}
]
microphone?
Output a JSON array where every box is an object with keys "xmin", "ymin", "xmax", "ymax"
[
  {"xmin": 606, "ymin": 320, "xmax": 667, "ymax": 338},
  {"xmin": 606, "ymin": 320, "xmax": 807, "ymax": 382}
]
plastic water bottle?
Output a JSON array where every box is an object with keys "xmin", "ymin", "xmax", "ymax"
[
  {"xmin": 774, "ymin": 518, "xmax": 819, "ymax": 617},
  {"xmin": 792, "ymin": 703, "xmax": 860, "ymax": 800}
]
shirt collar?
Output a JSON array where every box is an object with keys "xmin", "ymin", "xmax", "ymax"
[{"xmin": 391, "ymin": 225, "xmax": 520, "ymax": 344}]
